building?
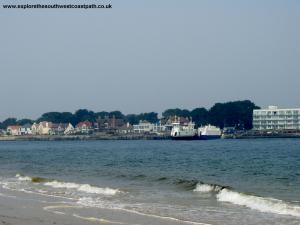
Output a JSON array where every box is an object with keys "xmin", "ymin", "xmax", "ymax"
[
  {"xmin": 76, "ymin": 121, "xmax": 93, "ymax": 134},
  {"xmin": 18, "ymin": 123, "xmax": 32, "ymax": 135},
  {"xmin": 96, "ymin": 116, "xmax": 125, "ymax": 130},
  {"xmin": 7, "ymin": 125, "xmax": 20, "ymax": 136},
  {"xmin": 64, "ymin": 123, "xmax": 75, "ymax": 135},
  {"xmin": 37, "ymin": 121, "xmax": 53, "ymax": 135},
  {"xmin": 133, "ymin": 121, "xmax": 166, "ymax": 134},
  {"xmin": 117, "ymin": 123, "xmax": 134, "ymax": 134},
  {"xmin": 253, "ymin": 106, "xmax": 300, "ymax": 131}
]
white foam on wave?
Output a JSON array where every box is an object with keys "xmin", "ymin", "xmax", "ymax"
[
  {"xmin": 44, "ymin": 181, "xmax": 120, "ymax": 196},
  {"xmin": 193, "ymin": 183, "xmax": 222, "ymax": 193},
  {"xmin": 16, "ymin": 174, "xmax": 31, "ymax": 181},
  {"xmin": 217, "ymin": 188, "xmax": 300, "ymax": 217}
]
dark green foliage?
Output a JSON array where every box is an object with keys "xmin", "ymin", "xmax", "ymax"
[
  {"xmin": 190, "ymin": 108, "xmax": 209, "ymax": 127},
  {"xmin": 0, "ymin": 118, "xmax": 17, "ymax": 129},
  {"xmin": 108, "ymin": 111, "xmax": 125, "ymax": 119},
  {"xmin": 38, "ymin": 112, "xmax": 76, "ymax": 124},
  {"xmin": 126, "ymin": 112, "xmax": 159, "ymax": 125},
  {"xmin": 17, "ymin": 119, "xmax": 34, "ymax": 126},
  {"xmin": 162, "ymin": 108, "xmax": 190, "ymax": 118},
  {"xmin": 209, "ymin": 100, "xmax": 260, "ymax": 129},
  {"xmin": 74, "ymin": 109, "xmax": 95, "ymax": 123}
]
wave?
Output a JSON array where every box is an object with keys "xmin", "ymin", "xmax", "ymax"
[
  {"xmin": 16, "ymin": 174, "xmax": 52, "ymax": 183},
  {"xmin": 16, "ymin": 174, "xmax": 32, "ymax": 181},
  {"xmin": 15, "ymin": 174, "xmax": 120, "ymax": 196},
  {"xmin": 174, "ymin": 179, "xmax": 199, "ymax": 190},
  {"xmin": 193, "ymin": 183, "xmax": 223, "ymax": 193},
  {"xmin": 217, "ymin": 188, "xmax": 300, "ymax": 217},
  {"xmin": 193, "ymin": 182, "xmax": 300, "ymax": 217},
  {"xmin": 44, "ymin": 181, "xmax": 120, "ymax": 195}
]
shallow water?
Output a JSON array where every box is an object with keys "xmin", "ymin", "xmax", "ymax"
[{"xmin": 0, "ymin": 139, "xmax": 299, "ymax": 224}]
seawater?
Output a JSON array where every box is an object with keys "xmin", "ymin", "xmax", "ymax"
[{"xmin": 0, "ymin": 139, "xmax": 299, "ymax": 224}]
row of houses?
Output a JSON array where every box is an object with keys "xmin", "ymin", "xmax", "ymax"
[{"xmin": 5, "ymin": 121, "xmax": 94, "ymax": 136}]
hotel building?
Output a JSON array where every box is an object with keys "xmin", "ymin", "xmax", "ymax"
[{"xmin": 253, "ymin": 106, "xmax": 300, "ymax": 131}]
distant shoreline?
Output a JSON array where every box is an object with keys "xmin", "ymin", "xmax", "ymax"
[
  {"xmin": 1, "ymin": 133, "xmax": 300, "ymax": 141},
  {"xmin": 0, "ymin": 133, "xmax": 171, "ymax": 141}
]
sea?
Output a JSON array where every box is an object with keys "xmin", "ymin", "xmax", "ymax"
[{"xmin": 0, "ymin": 139, "xmax": 299, "ymax": 225}]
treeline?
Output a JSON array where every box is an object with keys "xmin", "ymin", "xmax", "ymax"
[
  {"xmin": 163, "ymin": 100, "xmax": 260, "ymax": 129},
  {"xmin": 0, "ymin": 100, "xmax": 259, "ymax": 130},
  {"xmin": 0, "ymin": 110, "xmax": 159, "ymax": 129}
]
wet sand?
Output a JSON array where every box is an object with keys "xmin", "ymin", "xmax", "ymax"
[{"xmin": 0, "ymin": 187, "xmax": 206, "ymax": 225}]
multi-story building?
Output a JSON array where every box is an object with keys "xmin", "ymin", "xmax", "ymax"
[
  {"xmin": 133, "ymin": 121, "xmax": 166, "ymax": 134},
  {"xmin": 253, "ymin": 106, "xmax": 300, "ymax": 131}
]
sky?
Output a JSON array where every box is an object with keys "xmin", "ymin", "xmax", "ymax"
[{"xmin": 0, "ymin": 0, "xmax": 300, "ymax": 120}]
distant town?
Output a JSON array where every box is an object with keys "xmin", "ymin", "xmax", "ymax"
[{"xmin": 0, "ymin": 100, "xmax": 299, "ymax": 140}]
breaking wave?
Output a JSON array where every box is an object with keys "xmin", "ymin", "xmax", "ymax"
[
  {"xmin": 217, "ymin": 188, "xmax": 300, "ymax": 217},
  {"xmin": 193, "ymin": 182, "xmax": 300, "ymax": 217},
  {"xmin": 44, "ymin": 181, "xmax": 120, "ymax": 195},
  {"xmin": 193, "ymin": 183, "xmax": 224, "ymax": 193},
  {"xmin": 15, "ymin": 174, "xmax": 120, "ymax": 196}
]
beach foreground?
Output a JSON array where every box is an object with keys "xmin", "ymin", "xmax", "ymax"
[{"xmin": 0, "ymin": 186, "xmax": 205, "ymax": 225}]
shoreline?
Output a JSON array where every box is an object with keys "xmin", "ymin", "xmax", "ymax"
[
  {"xmin": 0, "ymin": 133, "xmax": 171, "ymax": 141},
  {"xmin": 0, "ymin": 186, "xmax": 209, "ymax": 225}
]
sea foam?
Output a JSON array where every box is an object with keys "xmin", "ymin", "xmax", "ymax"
[
  {"xmin": 193, "ymin": 183, "xmax": 223, "ymax": 193},
  {"xmin": 44, "ymin": 181, "xmax": 120, "ymax": 195},
  {"xmin": 217, "ymin": 188, "xmax": 300, "ymax": 217},
  {"xmin": 16, "ymin": 174, "xmax": 31, "ymax": 181}
]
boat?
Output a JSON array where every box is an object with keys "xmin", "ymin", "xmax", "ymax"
[
  {"xmin": 170, "ymin": 122, "xmax": 197, "ymax": 140},
  {"xmin": 198, "ymin": 125, "xmax": 222, "ymax": 140}
]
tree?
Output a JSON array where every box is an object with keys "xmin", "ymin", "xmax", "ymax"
[
  {"xmin": 190, "ymin": 108, "xmax": 209, "ymax": 127},
  {"xmin": 74, "ymin": 109, "xmax": 95, "ymax": 123},
  {"xmin": 17, "ymin": 119, "xmax": 34, "ymax": 126},
  {"xmin": 162, "ymin": 108, "xmax": 190, "ymax": 118},
  {"xmin": 0, "ymin": 118, "xmax": 17, "ymax": 129},
  {"xmin": 108, "ymin": 111, "xmax": 125, "ymax": 119},
  {"xmin": 209, "ymin": 100, "xmax": 260, "ymax": 129}
]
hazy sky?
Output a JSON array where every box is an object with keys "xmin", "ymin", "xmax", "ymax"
[{"xmin": 1, "ymin": 0, "xmax": 299, "ymax": 120}]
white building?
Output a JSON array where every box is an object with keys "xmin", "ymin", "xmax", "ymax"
[
  {"xmin": 253, "ymin": 106, "xmax": 300, "ymax": 131},
  {"xmin": 133, "ymin": 121, "xmax": 165, "ymax": 134},
  {"xmin": 18, "ymin": 124, "xmax": 32, "ymax": 135}
]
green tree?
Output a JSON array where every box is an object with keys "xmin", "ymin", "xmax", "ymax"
[
  {"xmin": 209, "ymin": 100, "xmax": 260, "ymax": 129},
  {"xmin": 0, "ymin": 118, "xmax": 17, "ymax": 129},
  {"xmin": 190, "ymin": 108, "xmax": 209, "ymax": 127},
  {"xmin": 17, "ymin": 119, "xmax": 34, "ymax": 126}
]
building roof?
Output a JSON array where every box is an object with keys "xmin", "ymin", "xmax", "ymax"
[
  {"xmin": 7, "ymin": 125, "xmax": 20, "ymax": 130},
  {"xmin": 76, "ymin": 121, "xmax": 93, "ymax": 128}
]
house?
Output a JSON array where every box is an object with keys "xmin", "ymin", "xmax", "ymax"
[
  {"xmin": 18, "ymin": 123, "xmax": 32, "ymax": 135},
  {"xmin": 37, "ymin": 121, "xmax": 53, "ymax": 135},
  {"xmin": 48, "ymin": 123, "xmax": 70, "ymax": 135},
  {"xmin": 96, "ymin": 115, "xmax": 125, "ymax": 130},
  {"xmin": 117, "ymin": 123, "xmax": 133, "ymax": 134},
  {"xmin": 64, "ymin": 123, "xmax": 75, "ymax": 135},
  {"xmin": 7, "ymin": 125, "xmax": 20, "ymax": 136},
  {"xmin": 31, "ymin": 123, "xmax": 39, "ymax": 135},
  {"xmin": 76, "ymin": 121, "xmax": 93, "ymax": 134}
]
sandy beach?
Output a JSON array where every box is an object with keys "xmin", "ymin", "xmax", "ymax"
[{"xmin": 0, "ymin": 185, "xmax": 207, "ymax": 225}]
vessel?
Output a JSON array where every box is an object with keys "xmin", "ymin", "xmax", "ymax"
[
  {"xmin": 170, "ymin": 122, "xmax": 197, "ymax": 140},
  {"xmin": 198, "ymin": 125, "xmax": 222, "ymax": 140}
]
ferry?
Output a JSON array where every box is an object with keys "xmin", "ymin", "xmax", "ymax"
[
  {"xmin": 198, "ymin": 125, "xmax": 222, "ymax": 140},
  {"xmin": 171, "ymin": 123, "xmax": 221, "ymax": 140},
  {"xmin": 170, "ymin": 122, "xmax": 197, "ymax": 140}
]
